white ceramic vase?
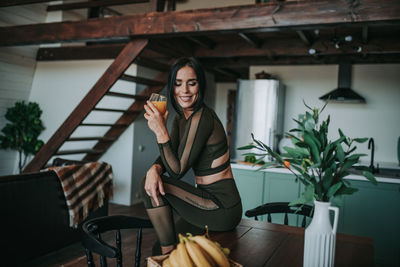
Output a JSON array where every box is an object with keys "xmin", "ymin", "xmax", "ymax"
[{"xmin": 303, "ymin": 200, "xmax": 339, "ymax": 267}]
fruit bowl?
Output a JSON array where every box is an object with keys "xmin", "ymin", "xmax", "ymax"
[{"xmin": 146, "ymin": 254, "xmax": 242, "ymax": 267}]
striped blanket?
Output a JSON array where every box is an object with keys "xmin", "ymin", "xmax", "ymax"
[{"xmin": 46, "ymin": 161, "xmax": 114, "ymax": 228}]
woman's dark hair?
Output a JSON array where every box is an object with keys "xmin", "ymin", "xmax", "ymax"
[{"xmin": 167, "ymin": 57, "xmax": 206, "ymax": 114}]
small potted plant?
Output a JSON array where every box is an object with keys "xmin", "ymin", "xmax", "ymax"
[
  {"xmin": 238, "ymin": 101, "xmax": 376, "ymax": 267},
  {"xmin": 0, "ymin": 101, "xmax": 45, "ymax": 173}
]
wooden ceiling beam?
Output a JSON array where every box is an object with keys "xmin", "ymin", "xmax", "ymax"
[
  {"xmin": 1, "ymin": 0, "xmax": 399, "ymax": 46},
  {"xmin": 35, "ymin": 35, "xmax": 400, "ymax": 64},
  {"xmin": 185, "ymin": 36, "xmax": 216, "ymax": 49},
  {"xmin": 0, "ymin": 0, "xmax": 51, "ymax": 7},
  {"xmin": 296, "ymin": 30, "xmax": 313, "ymax": 46},
  {"xmin": 238, "ymin": 33, "xmax": 263, "ymax": 48},
  {"xmin": 200, "ymin": 53, "xmax": 400, "ymax": 67},
  {"xmin": 194, "ymin": 36, "xmax": 400, "ymax": 58},
  {"xmin": 47, "ymin": 0, "xmax": 149, "ymax": 12},
  {"xmin": 362, "ymin": 26, "xmax": 369, "ymax": 44},
  {"xmin": 36, "ymin": 44, "xmax": 165, "ymax": 61}
]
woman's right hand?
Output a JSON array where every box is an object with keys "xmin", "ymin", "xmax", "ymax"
[{"xmin": 145, "ymin": 164, "xmax": 165, "ymax": 207}]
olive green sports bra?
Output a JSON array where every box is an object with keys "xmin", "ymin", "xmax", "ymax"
[{"xmin": 155, "ymin": 105, "xmax": 230, "ymax": 179}]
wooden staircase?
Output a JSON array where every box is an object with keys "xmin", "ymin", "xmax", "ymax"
[{"xmin": 23, "ymin": 39, "xmax": 171, "ymax": 173}]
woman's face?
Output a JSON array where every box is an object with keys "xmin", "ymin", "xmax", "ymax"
[{"xmin": 174, "ymin": 66, "xmax": 199, "ymax": 112}]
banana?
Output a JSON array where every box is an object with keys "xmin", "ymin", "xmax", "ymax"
[
  {"xmin": 184, "ymin": 238, "xmax": 213, "ymax": 267},
  {"xmin": 190, "ymin": 235, "xmax": 230, "ymax": 267},
  {"xmin": 215, "ymin": 241, "xmax": 230, "ymax": 257},
  {"xmin": 162, "ymin": 257, "xmax": 172, "ymax": 267},
  {"xmin": 168, "ymin": 249, "xmax": 180, "ymax": 267},
  {"xmin": 177, "ymin": 234, "xmax": 195, "ymax": 267},
  {"xmin": 197, "ymin": 244, "xmax": 217, "ymax": 267}
]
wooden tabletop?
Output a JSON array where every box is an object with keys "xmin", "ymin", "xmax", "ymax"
[{"xmin": 209, "ymin": 219, "xmax": 374, "ymax": 267}]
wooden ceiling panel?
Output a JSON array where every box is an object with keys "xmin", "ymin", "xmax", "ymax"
[{"xmin": 2, "ymin": 0, "xmax": 399, "ymax": 46}]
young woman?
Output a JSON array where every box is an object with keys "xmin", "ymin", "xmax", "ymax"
[{"xmin": 142, "ymin": 57, "xmax": 242, "ymax": 254}]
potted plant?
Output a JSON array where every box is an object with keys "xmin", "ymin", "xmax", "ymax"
[
  {"xmin": 0, "ymin": 101, "xmax": 45, "ymax": 173},
  {"xmin": 238, "ymin": 101, "xmax": 376, "ymax": 267}
]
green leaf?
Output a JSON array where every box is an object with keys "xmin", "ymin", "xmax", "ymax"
[
  {"xmin": 354, "ymin": 138, "xmax": 369, "ymax": 143},
  {"xmin": 362, "ymin": 171, "xmax": 377, "ymax": 185},
  {"xmin": 341, "ymin": 158, "xmax": 358, "ymax": 172},
  {"xmin": 304, "ymin": 118, "xmax": 315, "ymax": 132},
  {"xmin": 338, "ymin": 128, "xmax": 350, "ymax": 146},
  {"xmin": 255, "ymin": 161, "xmax": 278, "ymax": 171},
  {"xmin": 303, "ymin": 99, "xmax": 313, "ymax": 111},
  {"xmin": 336, "ymin": 143, "xmax": 345, "ymax": 162},
  {"xmin": 337, "ymin": 185, "xmax": 358, "ymax": 195},
  {"xmin": 303, "ymin": 185, "xmax": 315, "ymax": 203},
  {"xmin": 345, "ymin": 146, "xmax": 357, "ymax": 155},
  {"xmin": 347, "ymin": 153, "xmax": 367, "ymax": 161},
  {"xmin": 322, "ymin": 168, "xmax": 334, "ymax": 191},
  {"xmin": 331, "ymin": 195, "xmax": 343, "ymax": 207},
  {"xmin": 327, "ymin": 182, "xmax": 343, "ymax": 198},
  {"xmin": 303, "ymin": 132, "xmax": 321, "ymax": 164},
  {"xmin": 242, "ymin": 152, "xmax": 268, "ymax": 156},
  {"xmin": 237, "ymin": 144, "xmax": 256, "ymax": 150},
  {"xmin": 289, "ymin": 196, "xmax": 307, "ymax": 206},
  {"xmin": 338, "ymin": 128, "xmax": 345, "ymax": 138}
]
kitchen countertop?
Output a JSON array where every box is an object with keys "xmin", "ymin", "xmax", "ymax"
[{"xmin": 231, "ymin": 162, "xmax": 400, "ymax": 184}]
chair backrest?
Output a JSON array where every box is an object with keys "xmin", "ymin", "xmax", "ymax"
[
  {"xmin": 82, "ymin": 215, "xmax": 153, "ymax": 267},
  {"xmin": 245, "ymin": 202, "xmax": 314, "ymax": 227}
]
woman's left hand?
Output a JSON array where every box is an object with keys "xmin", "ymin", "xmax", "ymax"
[{"xmin": 144, "ymin": 101, "xmax": 169, "ymax": 143}]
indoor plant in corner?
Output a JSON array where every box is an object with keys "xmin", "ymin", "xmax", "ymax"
[
  {"xmin": 238, "ymin": 101, "xmax": 377, "ymax": 267},
  {"xmin": 0, "ymin": 101, "xmax": 45, "ymax": 173}
]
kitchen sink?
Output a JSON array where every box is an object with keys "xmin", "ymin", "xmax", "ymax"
[{"xmin": 348, "ymin": 165, "xmax": 400, "ymax": 179}]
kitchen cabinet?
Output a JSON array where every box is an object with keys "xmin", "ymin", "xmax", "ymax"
[
  {"xmin": 232, "ymin": 165, "xmax": 400, "ymax": 267},
  {"xmin": 264, "ymin": 171, "xmax": 302, "ymax": 226},
  {"xmin": 340, "ymin": 180, "xmax": 400, "ymax": 267},
  {"xmin": 232, "ymin": 168, "xmax": 265, "ymax": 218}
]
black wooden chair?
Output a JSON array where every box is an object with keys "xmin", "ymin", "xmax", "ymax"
[
  {"xmin": 245, "ymin": 202, "xmax": 314, "ymax": 227},
  {"xmin": 82, "ymin": 215, "xmax": 153, "ymax": 267}
]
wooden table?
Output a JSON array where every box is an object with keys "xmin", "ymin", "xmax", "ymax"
[{"xmin": 208, "ymin": 219, "xmax": 374, "ymax": 267}]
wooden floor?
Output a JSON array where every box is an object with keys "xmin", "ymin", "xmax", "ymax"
[{"xmin": 25, "ymin": 203, "xmax": 158, "ymax": 267}]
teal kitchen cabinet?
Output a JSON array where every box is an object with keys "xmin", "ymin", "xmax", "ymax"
[
  {"xmin": 263, "ymin": 171, "xmax": 301, "ymax": 225},
  {"xmin": 340, "ymin": 180, "xmax": 400, "ymax": 267},
  {"xmin": 232, "ymin": 168, "xmax": 265, "ymax": 218},
  {"xmin": 233, "ymin": 168, "xmax": 302, "ymax": 224},
  {"xmin": 233, "ymin": 166, "xmax": 400, "ymax": 266}
]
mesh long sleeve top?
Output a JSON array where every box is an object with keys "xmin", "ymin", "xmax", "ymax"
[{"xmin": 155, "ymin": 105, "xmax": 230, "ymax": 180}]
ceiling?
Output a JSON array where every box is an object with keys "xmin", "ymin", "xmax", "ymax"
[{"xmin": 1, "ymin": 0, "xmax": 400, "ymax": 81}]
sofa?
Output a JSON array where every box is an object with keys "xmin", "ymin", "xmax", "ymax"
[{"xmin": 0, "ymin": 159, "xmax": 109, "ymax": 266}]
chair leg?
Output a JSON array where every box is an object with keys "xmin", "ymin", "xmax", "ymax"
[
  {"xmin": 135, "ymin": 227, "xmax": 143, "ymax": 267},
  {"xmin": 100, "ymin": 255, "xmax": 108, "ymax": 267},
  {"xmin": 85, "ymin": 249, "xmax": 95, "ymax": 267},
  {"xmin": 116, "ymin": 230, "xmax": 122, "ymax": 267}
]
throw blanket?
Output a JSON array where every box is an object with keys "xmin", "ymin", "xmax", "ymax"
[{"xmin": 47, "ymin": 161, "xmax": 114, "ymax": 228}]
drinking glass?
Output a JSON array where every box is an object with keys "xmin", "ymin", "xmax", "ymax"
[{"xmin": 148, "ymin": 93, "xmax": 167, "ymax": 115}]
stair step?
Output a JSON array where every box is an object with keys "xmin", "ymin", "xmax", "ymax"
[
  {"xmin": 79, "ymin": 123, "xmax": 129, "ymax": 127},
  {"xmin": 120, "ymin": 74, "xmax": 165, "ymax": 87},
  {"xmin": 106, "ymin": 92, "xmax": 147, "ymax": 100},
  {"xmin": 93, "ymin": 107, "xmax": 140, "ymax": 113},
  {"xmin": 55, "ymin": 149, "xmax": 103, "ymax": 155},
  {"xmin": 67, "ymin": 136, "xmax": 116, "ymax": 142}
]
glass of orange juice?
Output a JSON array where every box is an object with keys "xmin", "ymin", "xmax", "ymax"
[{"xmin": 149, "ymin": 93, "xmax": 167, "ymax": 115}]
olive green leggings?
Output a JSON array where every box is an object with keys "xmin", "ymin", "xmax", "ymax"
[{"xmin": 141, "ymin": 176, "xmax": 242, "ymax": 246}]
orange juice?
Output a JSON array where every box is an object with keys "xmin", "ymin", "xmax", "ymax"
[{"xmin": 151, "ymin": 100, "xmax": 167, "ymax": 115}]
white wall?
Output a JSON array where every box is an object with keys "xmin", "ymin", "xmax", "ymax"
[
  {"xmin": 249, "ymin": 64, "xmax": 400, "ymax": 167},
  {"xmin": 0, "ymin": 4, "xmax": 47, "ymax": 175},
  {"xmin": 29, "ymin": 60, "xmax": 138, "ymax": 205}
]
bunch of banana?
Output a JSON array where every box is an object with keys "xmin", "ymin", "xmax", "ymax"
[{"xmin": 162, "ymin": 233, "xmax": 231, "ymax": 267}]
